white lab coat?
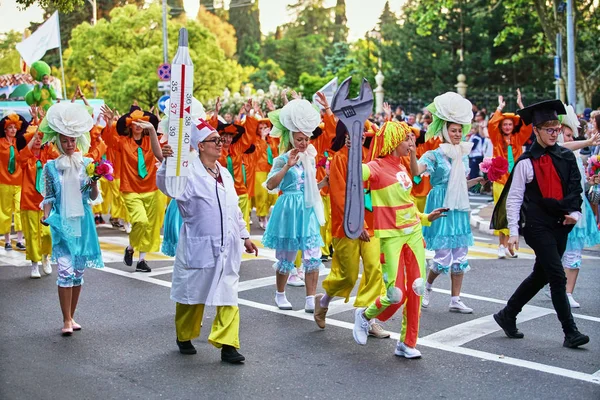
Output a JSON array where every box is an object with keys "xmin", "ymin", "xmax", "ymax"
[{"xmin": 157, "ymin": 156, "xmax": 249, "ymax": 306}]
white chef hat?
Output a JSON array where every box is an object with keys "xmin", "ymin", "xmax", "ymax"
[{"xmin": 190, "ymin": 118, "xmax": 216, "ymax": 149}]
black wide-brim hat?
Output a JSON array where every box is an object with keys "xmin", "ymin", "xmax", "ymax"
[
  {"xmin": 219, "ymin": 123, "xmax": 245, "ymax": 144},
  {"xmin": 517, "ymin": 100, "xmax": 566, "ymax": 126},
  {"xmin": 116, "ymin": 105, "xmax": 159, "ymax": 136}
]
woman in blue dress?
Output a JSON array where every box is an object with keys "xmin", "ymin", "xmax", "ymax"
[
  {"xmin": 410, "ymin": 92, "xmax": 484, "ymax": 314},
  {"xmin": 262, "ymin": 99, "xmax": 328, "ymax": 312},
  {"xmin": 40, "ymin": 102, "xmax": 104, "ymax": 336}
]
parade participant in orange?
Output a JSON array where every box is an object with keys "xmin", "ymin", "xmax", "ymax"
[
  {"xmin": 212, "ymin": 98, "xmax": 258, "ymax": 232},
  {"xmin": 0, "ymin": 112, "xmax": 28, "ymax": 251},
  {"xmin": 313, "ymin": 121, "xmax": 389, "ymax": 339},
  {"xmin": 101, "ymin": 105, "xmax": 165, "ymax": 273},
  {"xmin": 18, "ymin": 110, "xmax": 59, "ymax": 278},
  {"xmin": 252, "ymin": 112, "xmax": 279, "ymax": 230},
  {"xmin": 488, "ymin": 89, "xmax": 532, "ymax": 258}
]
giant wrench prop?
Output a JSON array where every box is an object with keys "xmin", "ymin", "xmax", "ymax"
[{"xmin": 331, "ymin": 77, "xmax": 374, "ymax": 240}]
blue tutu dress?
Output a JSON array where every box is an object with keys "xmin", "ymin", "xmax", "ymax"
[
  {"xmin": 161, "ymin": 199, "xmax": 183, "ymax": 257},
  {"xmin": 262, "ymin": 151, "xmax": 324, "ymax": 273},
  {"xmin": 419, "ymin": 149, "xmax": 473, "ymax": 274},
  {"xmin": 42, "ymin": 158, "xmax": 104, "ymax": 286},
  {"xmin": 563, "ymin": 157, "xmax": 600, "ymax": 268}
]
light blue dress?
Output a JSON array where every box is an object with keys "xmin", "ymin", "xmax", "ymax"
[
  {"xmin": 262, "ymin": 152, "xmax": 324, "ymax": 268},
  {"xmin": 419, "ymin": 148, "xmax": 474, "ymax": 251},
  {"xmin": 161, "ymin": 199, "xmax": 183, "ymax": 257},
  {"xmin": 42, "ymin": 158, "xmax": 104, "ymax": 286}
]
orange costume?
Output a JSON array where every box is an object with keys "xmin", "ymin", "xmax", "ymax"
[
  {"xmin": 488, "ymin": 110, "xmax": 532, "ymax": 235},
  {"xmin": 252, "ymin": 133, "xmax": 279, "ymax": 220},
  {"xmin": 18, "ymin": 132, "xmax": 59, "ymax": 263},
  {"xmin": 100, "ymin": 122, "xmax": 128, "ymax": 222}
]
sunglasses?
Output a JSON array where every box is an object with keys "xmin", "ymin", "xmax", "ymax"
[{"xmin": 202, "ymin": 137, "xmax": 227, "ymax": 145}]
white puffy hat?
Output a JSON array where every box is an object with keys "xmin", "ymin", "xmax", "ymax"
[
  {"xmin": 44, "ymin": 102, "xmax": 94, "ymax": 138},
  {"xmin": 432, "ymin": 92, "xmax": 473, "ymax": 125},
  {"xmin": 561, "ymin": 104, "xmax": 580, "ymax": 136},
  {"xmin": 279, "ymin": 99, "xmax": 321, "ymax": 136},
  {"xmin": 190, "ymin": 118, "xmax": 217, "ymax": 148}
]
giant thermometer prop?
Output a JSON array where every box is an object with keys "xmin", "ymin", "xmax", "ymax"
[{"xmin": 165, "ymin": 28, "xmax": 194, "ymax": 198}]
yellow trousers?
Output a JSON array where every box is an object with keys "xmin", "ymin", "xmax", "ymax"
[
  {"xmin": 492, "ymin": 182, "xmax": 509, "ymax": 236},
  {"xmin": 108, "ymin": 179, "xmax": 128, "ymax": 220},
  {"xmin": 175, "ymin": 303, "xmax": 240, "ymax": 348},
  {"xmin": 320, "ymin": 195, "xmax": 332, "ymax": 257},
  {"xmin": 324, "ymin": 236, "xmax": 384, "ymax": 307},
  {"xmin": 414, "ymin": 196, "xmax": 427, "ymax": 214},
  {"xmin": 238, "ymin": 194, "xmax": 250, "ymax": 233},
  {"xmin": 21, "ymin": 210, "xmax": 51, "ymax": 262},
  {"xmin": 253, "ymin": 171, "xmax": 277, "ymax": 217},
  {"xmin": 123, "ymin": 190, "xmax": 166, "ymax": 252},
  {"xmin": 0, "ymin": 184, "xmax": 22, "ymax": 234}
]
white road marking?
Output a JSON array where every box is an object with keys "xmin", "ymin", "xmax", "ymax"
[
  {"xmin": 421, "ymin": 306, "xmax": 554, "ymax": 346},
  {"xmin": 473, "ymin": 236, "xmax": 492, "ymax": 241}
]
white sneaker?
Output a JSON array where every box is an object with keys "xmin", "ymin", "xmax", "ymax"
[
  {"xmin": 124, "ymin": 222, "xmax": 132, "ymax": 233},
  {"xmin": 287, "ymin": 274, "xmax": 305, "ymax": 287},
  {"xmin": 567, "ymin": 294, "xmax": 580, "ymax": 308},
  {"xmin": 497, "ymin": 245, "xmax": 507, "ymax": 259},
  {"xmin": 42, "ymin": 257, "xmax": 52, "ymax": 275},
  {"xmin": 30, "ymin": 265, "xmax": 41, "ymax": 279},
  {"xmin": 275, "ymin": 293, "xmax": 293, "ymax": 310},
  {"xmin": 449, "ymin": 299, "xmax": 473, "ymax": 314},
  {"xmin": 353, "ymin": 308, "xmax": 369, "ymax": 345},
  {"xmin": 505, "ymin": 247, "xmax": 518, "ymax": 258},
  {"xmin": 395, "ymin": 341, "xmax": 422, "ymax": 359},
  {"xmin": 422, "ymin": 288, "xmax": 431, "ymax": 308}
]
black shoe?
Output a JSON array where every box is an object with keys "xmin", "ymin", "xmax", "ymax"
[
  {"xmin": 563, "ymin": 332, "xmax": 589, "ymax": 348},
  {"xmin": 221, "ymin": 345, "xmax": 245, "ymax": 363},
  {"xmin": 5, "ymin": 242, "xmax": 12, "ymax": 251},
  {"xmin": 135, "ymin": 260, "xmax": 151, "ymax": 273},
  {"xmin": 110, "ymin": 218, "xmax": 121, "ymax": 228},
  {"xmin": 15, "ymin": 242, "xmax": 26, "ymax": 251},
  {"xmin": 176, "ymin": 339, "xmax": 197, "ymax": 355},
  {"xmin": 94, "ymin": 215, "xmax": 101, "ymax": 225},
  {"xmin": 98, "ymin": 216, "xmax": 106, "ymax": 224},
  {"xmin": 493, "ymin": 311, "xmax": 524, "ymax": 339},
  {"xmin": 320, "ymin": 255, "xmax": 329, "ymax": 262},
  {"xmin": 123, "ymin": 247, "xmax": 134, "ymax": 266}
]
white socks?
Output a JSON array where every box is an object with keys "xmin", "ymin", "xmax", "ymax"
[
  {"xmin": 139, "ymin": 252, "xmax": 146, "ymax": 261},
  {"xmin": 451, "ymin": 296, "xmax": 460, "ymax": 303},
  {"xmin": 426, "ymin": 282, "xmax": 433, "ymax": 291},
  {"xmin": 305, "ymin": 295, "xmax": 315, "ymax": 310}
]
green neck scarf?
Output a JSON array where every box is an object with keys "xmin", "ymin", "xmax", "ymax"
[
  {"xmin": 35, "ymin": 160, "xmax": 43, "ymax": 194},
  {"xmin": 137, "ymin": 147, "xmax": 148, "ymax": 179},
  {"xmin": 267, "ymin": 146, "xmax": 273, "ymax": 166},
  {"xmin": 507, "ymin": 145, "xmax": 515, "ymax": 173},
  {"xmin": 7, "ymin": 145, "xmax": 15, "ymax": 175}
]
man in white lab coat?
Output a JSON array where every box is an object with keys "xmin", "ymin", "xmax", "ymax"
[{"xmin": 157, "ymin": 118, "xmax": 258, "ymax": 363}]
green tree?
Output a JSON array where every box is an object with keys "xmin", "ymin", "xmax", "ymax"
[
  {"xmin": 16, "ymin": 0, "xmax": 83, "ymax": 13},
  {"xmin": 248, "ymin": 59, "xmax": 285, "ymax": 90},
  {"xmin": 196, "ymin": 5, "xmax": 237, "ymax": 58},
  {"xmin": 167, "ymin": 0, "xmax": 185, "ymax": 18},
  {"xmin": 0, "ymin": 31, "xmax": 23, "ymax": 75},
  {"xmin": 66, "ymin": 3, "xmax": 250, "ymax": 110},
  {"xmin": 333, "ymin": 0, "xmax": 348, "ymax": 43},
  {"xmin": 228, "ymin": 0, "xmax": 261, "ymax": 67}
]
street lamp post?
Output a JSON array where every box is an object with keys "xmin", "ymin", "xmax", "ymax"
[{"xmin": 369, "ymin": 29, "xmax": 384, "ymax": 114}]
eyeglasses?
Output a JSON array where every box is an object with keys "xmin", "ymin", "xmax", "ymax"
[
  {"xmin": 539, "ymin": 127, "xmax": 563, "ymax": 136},
  {"xmin": 202, "ymin": 137, "xmax": 227, "ymax": 145}
]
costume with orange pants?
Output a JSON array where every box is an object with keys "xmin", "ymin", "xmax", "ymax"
[
  {"xmin": 17, "ymin": 132, "xmax": 58, "ymax": 262},
  {"xmin": 362, "ymin": 122, "xmax": 431, "ymax": 348},
  {"xmin": 487, "ymin": 110, "xmax": 532, "ymax": 236},
  {"xmin": 324, "ymin": 145, "xmax": 384, "ymax": 307}
]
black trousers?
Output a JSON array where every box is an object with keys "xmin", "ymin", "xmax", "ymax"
[
  {"xmin": 503, "ymin": 224, "xmax": 577, "ymax": 335},
  {"xmin": 468, "ymin": 156, "xmax": 483, "ymax": 180}
]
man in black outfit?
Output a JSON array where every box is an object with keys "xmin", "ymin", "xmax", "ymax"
[{"xmin": 490, "ymin": 100, "xmax": 589, "ymax": 349}]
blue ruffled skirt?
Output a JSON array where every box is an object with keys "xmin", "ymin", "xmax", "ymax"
[
  {"xmin": 262, "ymin": 191, "xmax": 324, "ymax": 251},
  {"xmin": 161, "ymin": 200, "xmax": 183, "ymax": 257},
  {"xmin": 566, "ymin": 196, "xmax": 600, "ymax": 252},
  {"xmin": 423, "ymin": 185, "xmax": 473, "ymax": 250}
]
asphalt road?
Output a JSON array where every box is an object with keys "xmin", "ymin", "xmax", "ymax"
[{"xmin": 1, "ymin": 212, "xmax": 599, "ymax": 400}]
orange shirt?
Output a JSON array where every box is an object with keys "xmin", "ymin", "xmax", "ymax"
[
  {"xmin": 330, "ymin": 146, "xmax": 375, "ymax": 238},
  {"xmin": 255, "ymin": 136, "xmax": 279, "ymax": 173},
  {"xmin": 103, "ymin": 122, "xmax": 122, "ymax": 180},
  {"xmin": 218, "ymin": 116, "xmax": 258, "ymax": 196},
  {"xmin": 488, "ymin": 110, "xmax": 533, "ymax": 185},
  {"xmin": 17, "ymin": 144, "xmax": 59, "ymax": 211},
  {"xmin": 312, "ymin": 113, "xmax": 337, "ymax": 196},
  {"xmin": 0, "ymin": 137, "xmax": 22, "ymax": 186},
  {"xmin": 102, "ymin": 124, "xmax": 159, "ymax": 193}
]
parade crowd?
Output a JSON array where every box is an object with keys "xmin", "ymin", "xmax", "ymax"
[{"xmin": 2, "ymin": 61, "xmax": 599, "ymax": 363}]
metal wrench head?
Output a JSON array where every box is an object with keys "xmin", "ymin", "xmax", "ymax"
[{"xmin": 330, "ymin": 77, "xmax": 374, "ymax": 124}]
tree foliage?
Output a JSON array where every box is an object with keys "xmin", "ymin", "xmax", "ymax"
[
  {"xmin": 0, "ymin": 31, "xmax": 23, "ymax": 75},
  {"xmin": 196, "ymin": 5, "xmax": 237, "ymax": 58},
  {"xmin": 16, "ymin": 0, "xmax": 83, "ymax": 13},
  {"xmin": 65, "ymin": 3, "xmax": 251, "ymax": 111},
  {"xmin": 228, "ymin": 0, "xmax": 261, "ymax": 67}
]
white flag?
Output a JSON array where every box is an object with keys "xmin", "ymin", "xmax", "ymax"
[
  {"xmin": 16, "ymin": 11, "xmax": 60, "ymax": 66},
  {"xmin": 312, "ymin": 77, "xmax": 338, "ymax": 109}
]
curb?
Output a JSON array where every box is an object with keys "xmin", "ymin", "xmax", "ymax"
[{"xmin": 470, "ymin": 203, "xmax": 495, "ymax": 235}]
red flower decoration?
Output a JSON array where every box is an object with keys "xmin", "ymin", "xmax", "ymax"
[{"xmin": 487, "ymin": 157, "xmax": 509, "ymax": 182}]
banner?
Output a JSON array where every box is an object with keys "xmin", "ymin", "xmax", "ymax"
[{"xmin": 16, "ymin": 11, "xmax": 60, "ymax": 66}]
